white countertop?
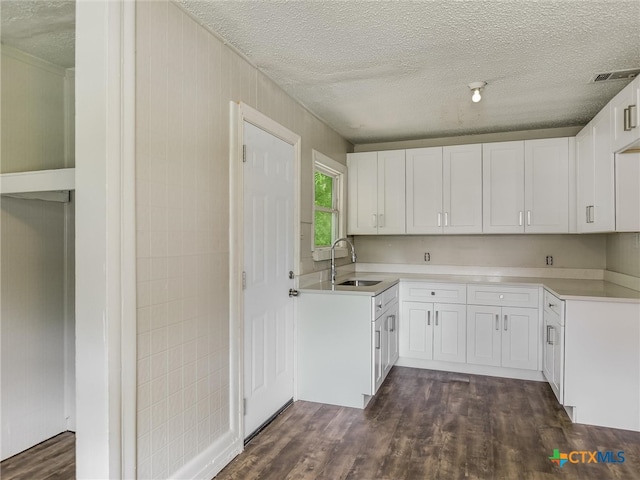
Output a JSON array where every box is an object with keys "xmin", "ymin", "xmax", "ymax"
[{"xmin": 299, "ymin": 271, "xmax": 640, "ymax": 303}]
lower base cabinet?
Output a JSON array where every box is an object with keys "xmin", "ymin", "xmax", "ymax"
[
  {"xmin": 399, "ymin": 302, "xmax": 466, "ymax": 364},
  {"xmin": 467, "ymin": 305, "xmax": 539, "ymax": 371}
]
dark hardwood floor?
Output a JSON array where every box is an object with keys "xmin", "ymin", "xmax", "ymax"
[
  {"xmin": 0, "ymin": 431, "xmax": 75, "ymax": 480},
  {"xmin": 216, "ymin": 367, "xmax": 640, "ymax": 480}
]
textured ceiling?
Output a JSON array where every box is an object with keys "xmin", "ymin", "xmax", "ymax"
[
  {"xmin": 0, "ymin": 0, "xmax": 75, "ymax": 69},
  {"xmin": 179, "ymin": 0, "xmax": 640, "ymax": 144}
]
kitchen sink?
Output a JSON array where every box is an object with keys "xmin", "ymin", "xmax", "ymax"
[{"xmin": 338, "ymin": 279, "xmax": 382, "ymax": 287}]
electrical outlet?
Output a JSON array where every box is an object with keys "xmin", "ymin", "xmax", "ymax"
[
  {"xmin": 424, "ymin": 252, "xmax": 431, "ymax": 262},
  {"xmin": 546, "ymin": 255, "xmax": 553, "ymax": 266}
]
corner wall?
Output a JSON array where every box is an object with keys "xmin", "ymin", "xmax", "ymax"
[
  {"xmin": 607, "ymin": 233, "xmax": 640, "ymax": 278},
  {"xmin": 135, "ymin": 2, "xmax": 351, "ymax": 477}
]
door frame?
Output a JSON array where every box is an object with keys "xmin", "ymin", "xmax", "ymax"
[{"xmin": 229, "ymin": 102, "xmax": 301, "ymax": 447}]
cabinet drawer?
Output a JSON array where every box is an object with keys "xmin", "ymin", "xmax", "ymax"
[
  {"xmin": 375, "ymin": 283, "xmax": 399, "ymax": 317},
  {"xmin": 543, "ymin": 289, "xmax": 564, "ymax": 323},
  {"xmin": 467, "ymin": 284, "xmax": 539, "ymax": 308},
  {"xmin": 401, "ymin": 282, "xmax": 466, "ymax": 304}
]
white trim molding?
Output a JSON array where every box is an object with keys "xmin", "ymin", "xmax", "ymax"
[{"xmin": 75, "ymin": 1, "xmax": 137, "ymax": 477}]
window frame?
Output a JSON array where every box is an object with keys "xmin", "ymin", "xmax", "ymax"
[{"xmin": 312, "ymin": 150, "xmax": 347, "ymax": 261}]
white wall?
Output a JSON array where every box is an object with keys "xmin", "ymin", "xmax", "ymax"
[
  {"xmin": 607, "ymin": 233, "xmax": 640, "ymax": 278},
  {"xmin": 0, "ymin": 46, "xmax": 75, "ymax": 460},
  {"xmin": 135, "ymin": 1, "xmax": 351, "ymax": 477}
]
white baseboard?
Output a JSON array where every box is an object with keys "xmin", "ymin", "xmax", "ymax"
[
  {"xmin": 395, "ymin": 357, "xmax": 546, "ymax": 382},
  {"xmin": 170, "ymin": 430, "xmax": 242, "ymax": 480}
]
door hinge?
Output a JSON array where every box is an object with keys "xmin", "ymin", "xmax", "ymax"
[
  {"xmin": 242, "ymin": 271, "xmax": 247, "ymax": 289},
  {"xmin": 242, "ymin": 144, "xmax": 247, "ymax": 163}
]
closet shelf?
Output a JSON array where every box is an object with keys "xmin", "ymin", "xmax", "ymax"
[{"xmin": 0, "ymin": 168, "xmax": 74, "ymax": 202}]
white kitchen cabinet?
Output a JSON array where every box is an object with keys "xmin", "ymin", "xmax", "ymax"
[
  {"xmin": 433, "ymin": 304, "xmax": 467, "ymax": 363},
  {"xmin": 347, "ymin": 150, "xmax": 405, "ymax": 235},
  {"xmin": 298, "ymin": 284, "xmax": 399, "ymax": 409},
  {"xmin": 542, "ymin": 289, "xmax": 564, "ymax": 404},
  {"xmin": 615, "ymin": 152, "xmax": 640, "ymax": 232},
  {"xmin": 399, "ymin": 282, "xmax": 467, "ymax": 365},
  {"xmin": 576, "ymin": 106, "xmax": 615, "ymax": 232},
  {"xmin": 385, "ymin": 301, "xmax": 400, "ymax": 374},
  {"xmin": 483, "ymin": 139, "xmax": 569, "ymax": 233},
  {"xmin": 482, "ymin": 141, "xmax": 525, "ymax": 233},
  {"xmin": 564, "ymin": 299, "xmax": 640, "ymax": 431},
  {"xmin": 611, "ymin": 76, "xmax": 640, "ymax": 153},
  {"xmin": 467, "ymin": 304, "xmax": 538, "ymax": 371},
  {"xmin": 400, "ymin": 302, "xmax": 467, "ymax": 364},
  {"xmin": 524, "ymin": 138, "xmax": 569, "ymax": 233},
  {"xmin": 406, "ymin": 145, "xmax": 482, "ymax": 234}
]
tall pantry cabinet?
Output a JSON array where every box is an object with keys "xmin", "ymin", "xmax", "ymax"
[{"xmin": 0, "ymin": 46, "xmax": 76, "ymax": 460}]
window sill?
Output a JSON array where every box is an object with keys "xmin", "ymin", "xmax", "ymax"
[{"xmin": 312, "ymin": 247, "xmax": 347, "ymax": 262}]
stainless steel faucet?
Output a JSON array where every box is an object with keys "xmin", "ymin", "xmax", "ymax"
[{"xmin": 330, "ymin": 237, "xmax": 357, "ymax": 285}]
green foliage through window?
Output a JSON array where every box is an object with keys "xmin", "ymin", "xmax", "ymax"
[{"xmin": 314, "ymin": 170, "xmax": 337, "ymax": 247}]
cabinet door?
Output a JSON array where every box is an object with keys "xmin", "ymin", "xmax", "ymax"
[
  {"xmin": 385, "ymin": 302, "xmax": 400, "ymax": 373},
  {"xmin": 591, "ymin": 106, "xmax": 615, "ymax": 232},
  {"xmin": 551, "ymin": 318, "xmax": 564, "ymax": 404},
  {"xmin": 542, "ymin": 310, "xmax": 555, "ymax": 386},
  {"xmin": 433, "ymin": 303, "xmax": 466, "ymax": 363},
  {"xmin": 500, "ymin": 307, "xmax": 538, "ymax": 371},
  {"xmin": 378, "ymin": 150, "xmax": 406, "ymax": 234},
  {"xmin": 611, "ymin": 77, "xmax": 640, "ymax": 152},
  {"xmin": 443, "ymin": 144, "xmax": 483, "ymax": 234},
  {"xmin": 482, "ymin": 141, "xmax": 525, "ymax": 233},
  {"xmin": 466, "ymin": 305, "xmax": 501, "ymax": 367},
  {"xmin": 406, "ymin": 147, "xmax": 443, "ymax": 234},
  {"xmin": 615, "ymin": 152, "xmax": 640, "ymax": 232},
  {"xmin": 399, "ymin": 301, "xmax": 433, "ymax": 360},
  {"xmin": 347, "ymin": 152, "xmax": 378, "ymax": 234},
  {"xmin": 524, "ymin": 138, "xmax": 569, "ymax": 233},
  {"xmin": 576, "ymin": 125, "xmax": 594, "ymax": 233},
  {"xmin": 373, "ymin": 315, "xmax": 386, "ymax": 392}
]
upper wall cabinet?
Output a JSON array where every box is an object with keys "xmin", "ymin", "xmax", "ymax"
[
  {"xmin": 347, "ymin": 150, "xmax": 406, "ymax": 235},
  {"xmin": 406, "ymin": 145, "xmax": 482, "ymax": 234},
  {"xmin": 576, "ymin": 106, "xmax": 615, "ymax": 233},
  {"xmin": 482, "ymin": 138, "xmax": 569, "ymax": 234},
  {"xmin": 611, "ymin": 75, "xmax": 640, "ymax": 153}
]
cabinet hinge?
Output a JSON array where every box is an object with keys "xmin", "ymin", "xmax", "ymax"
[
  {"xmin": 243, "ymin": 398, "xmax": 247, "ymax": 415},
  {"xmin": 242, "ymin": 145, "xmax": 247, "ymax": 163},
  {"xmin": 242, "ymin": 271, "xmax": 247, "ymax": 290}
]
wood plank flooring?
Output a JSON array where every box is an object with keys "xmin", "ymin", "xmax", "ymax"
[
  {"xmin": 215, "ymin": 367, "xmax": 640, "ymax": 480},
  {"xmin": 0, "ymin": 432, "xmax": 75, "ymax": 480}
]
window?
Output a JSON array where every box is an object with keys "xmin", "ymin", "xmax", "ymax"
[{"xmin": 312, "ymin": 150, "xmax": 346, "ymax": 261}]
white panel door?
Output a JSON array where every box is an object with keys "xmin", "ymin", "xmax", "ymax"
[
  {"xmin": 466, "ymin": 305, "xmax": 501, "ymax": 367},
  {"xmin": 243, "ymin": 121, "xmax": 295, "ymax": 438},
  {"xmin": 443, "ymin": 144, "xmax": 483, "ymax": 234},
  {"xmin": 399, "ymin": 301, "xmax": 433, "ymax": 360},
  {"xmin": 406, "ymin": 147, "xmax": 443, "ymax": 234},
  {"xmin": 500, "ymin": 307, "xmax": 538, "ymax": 371},
  {"xmin": 347, "ymin": 152, "xmax": 378, "ymax": 234},
  {"xmin": 524, "ymin": 138, "xmax": 569, "ymax": 233},
  {"xmin": 482, "ymin": 141, "xmax": 525, "ymax": 233},
  {"xmin": 433, "ymin": 303, "xmax": 466, "ymax": 363},
  {"xmin": 378, "ymin": 150, "xmax": 406, "ymax": 234}
]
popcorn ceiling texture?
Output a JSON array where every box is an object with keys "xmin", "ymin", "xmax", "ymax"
[
  {"xmin": 0, "ymin": 0, "xmax": 75, "ymax": 68},
  {"xmin": 178, "ymin": 0, "xmax": 640, "ymax": 144}
]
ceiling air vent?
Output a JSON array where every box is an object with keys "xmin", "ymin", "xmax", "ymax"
[{"xmin": 592, "ymin": 68, "xmax": 640, "ymax": 83}]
